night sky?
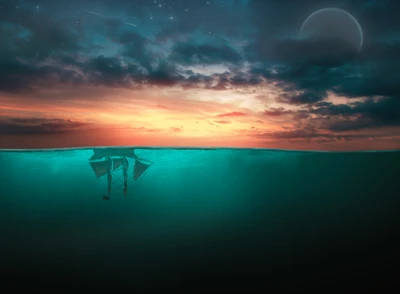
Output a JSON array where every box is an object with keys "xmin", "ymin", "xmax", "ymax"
[{"xmin": 0, "ymin": 0, "xmax": 399, "ymax": 150}]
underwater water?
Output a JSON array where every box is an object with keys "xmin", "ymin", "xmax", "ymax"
[{"xmin": 0, "ymin": 147, "xmax": 399, "ymax": 291}]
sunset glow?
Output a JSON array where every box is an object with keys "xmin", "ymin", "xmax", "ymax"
[{"xmin": 1, "ymin": 0, "xmax": 399, "ymax": 150}]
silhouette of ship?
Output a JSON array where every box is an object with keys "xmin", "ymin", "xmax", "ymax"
[{"xmin": 88, "ymin": 148, "xmax": 153, "ymax": 200}]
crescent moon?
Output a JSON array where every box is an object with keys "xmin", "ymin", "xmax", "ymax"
[{"xmin": 300, "ymin": 8, "xmax": 363, "ymax": 51}]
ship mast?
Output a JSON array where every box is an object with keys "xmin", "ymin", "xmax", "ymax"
[{"xmin": 88, "ymin": 148, "xmax": 153, "ymax": 201}]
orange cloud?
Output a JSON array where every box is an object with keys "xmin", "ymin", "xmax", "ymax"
[
  {"xmin": 1, "ymin": 85, "xmax": 399, "ymax": 150},
  {"xmin": 216, "ymin": 111, "xmax": 247, "ymax": 117}
]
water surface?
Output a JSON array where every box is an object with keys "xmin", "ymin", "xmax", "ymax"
[{"xmin": 0, "ymin": 147, "xmax": 399, "ymax": 291}]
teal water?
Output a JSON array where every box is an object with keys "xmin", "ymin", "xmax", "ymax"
[{"xmin": 0, "ymin": 147, "xmax": 399, "ymax": 291}]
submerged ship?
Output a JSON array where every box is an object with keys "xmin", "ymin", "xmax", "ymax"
[{"xmin": 88, "ymin": 148, "xmax": 153, "ymax": 200}]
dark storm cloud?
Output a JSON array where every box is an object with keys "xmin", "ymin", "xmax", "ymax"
[
  {"xmin": 183, "ymin": 71, "xmax": 214, "ymax": 84},
  {"xmin": 260, "ymin": 129, "xmax": 336, "ymax": 140},
  {"xmin": 229, "ymin": 71, "xmax": 264, "ymax": 86},
  {"xmin": 278, "ymin": 91, "xmax": 327, "ymax": 105},
  {"xmin": 323, "ymin": 119, "xmax": 375, "ymax": 132},
  {"xmin": 82, "ymin": 56, "xmax": 211, "ymax": 88},
  {"xmin": 0, "ymin": 118, "xmax": 91, "ymax": 135},
  {"xmin": 83, "ymin": 55, "xmax": 144, "ymax": 87},
  {"xmin": 0, "ymin": 56, "xmax": 84, "ymax": 92},
  {"xmin": 257, "ymin": 129, "xmax": 380, "ymax": 142},
  {"xmin": 264, "ymin": 108, "xmax": 292, "ymax": 116},
  {"xmin": 117, "ymin": 31, "xmax": 154, "ymax": 68},
  {"xmin": 0, "ymin": 58, "xmax": 40, "ymax": 92},
  {"xmin": 170, "ymin": 42, "xmax": 243, "ymax": 65},
  {"xmin": 145, "ymin": 60, "xmax": 184, "ymax": 86},
  {"xmin": 267, "ymin": 96, "xmax": 400, "ymax": 137},
  {"xmin": 313, "ymin": 97, "xmax": 400, "ymax": 132},
  {"xmin": 270, "ymin": 39, "xmax": 400, "ymax": 101}
]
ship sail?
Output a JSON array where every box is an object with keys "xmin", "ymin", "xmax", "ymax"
[
  {"xmin": 133, "ymin": 159, "xmax": 151, "ymax": 181},
  {"xmin": 89, "ymin": 157, "xmax": 112, "ymax": 178},
  {"xmin": 112, "ymin": 157, "xmax": 125, "ymax": 171},
  {"xmin": 88, "ymin": 148, "xmax": 153, "ymax": 200},
  {"xmin": 89, "ymin": 157, "xmax": 126, "ymax": 177}
]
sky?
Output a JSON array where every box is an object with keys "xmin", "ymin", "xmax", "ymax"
[{"xmin": 0, "ymin": 0, "xmax": 399, "ymax": 150}]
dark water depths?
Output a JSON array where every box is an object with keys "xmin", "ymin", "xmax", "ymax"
[{"xmin": 0, "ymin": 147, "xmax": 399, "ymax": 291}]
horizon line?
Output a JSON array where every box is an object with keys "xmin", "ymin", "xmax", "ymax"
[{"xmin": 0, "ymin": 146, "xmax": 398, "ymax": 153}]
